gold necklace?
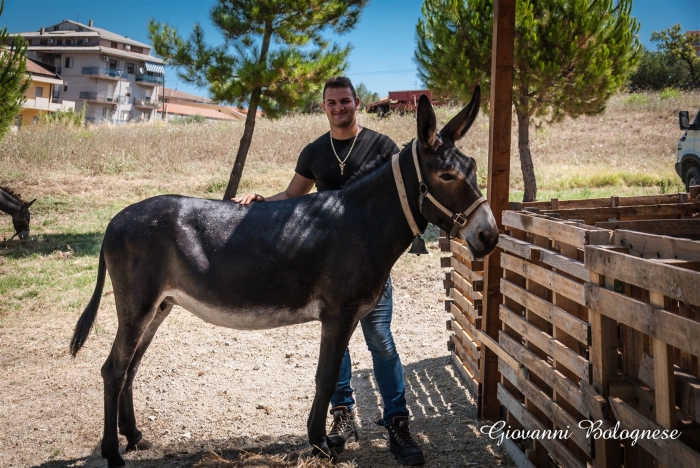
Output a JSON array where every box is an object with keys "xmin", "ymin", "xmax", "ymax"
[{"xmin": 330, "ymin": 129, "xmax": 359, "ymax": 175}]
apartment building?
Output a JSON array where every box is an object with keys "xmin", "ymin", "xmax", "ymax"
[
  {"xmin": 687, "ymin": 31, "xmax": 700, "ymax": 57},
  {"xmin": 18, "ymin": 58, "xmax": 75, "ymax": 125},
  {"xmin": 11, "ymin": 19, "xmax": 165, "ymax": 123}
]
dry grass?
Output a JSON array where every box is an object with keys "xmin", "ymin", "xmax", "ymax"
[
  {"xmin": 194, "ymin": 450, "xmax": 338, "ymax": 468},
  {"xmin": 3, "ymin": 90, "xmax": 699, "ymax": 204}
]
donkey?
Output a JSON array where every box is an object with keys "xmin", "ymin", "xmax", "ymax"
[
  {"xmin": 0, "ymin": 187, "xmax": 35, "ymax": 239},
  {"xmin": 70, "ymin": 88, "xmax": 499, "ymax": 467}
]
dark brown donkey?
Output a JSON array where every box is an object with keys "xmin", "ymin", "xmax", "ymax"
[
  {"xmin": 70, "ymin": 88, "xmax": 498, "ymax": 467},
  {"xmin": 0, "ymin": 186, "xmax": 35, "ymax": 239}
]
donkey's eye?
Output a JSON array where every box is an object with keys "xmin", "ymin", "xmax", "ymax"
[{"xmin": 439, "ymin": 173, "xmax": 454, "ymax": 181}]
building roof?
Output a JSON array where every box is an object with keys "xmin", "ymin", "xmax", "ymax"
[
  {"xmin": 11, "ymin": 19, "xmax": 151, "ymax": 48},
  {"xmin": 159, "ymin": 102, "xmax": 244, "ymax": 121},
  {"xmin": 162, "ymin": 87, "xmax": 213, "ymax": 103},
  {"xmin": 23, "ymin": 45, "xmax": 166, "ymax": 64},
  {"xmin": 25, "ymin": 57, "xmax": 60, "ymax": 79}
]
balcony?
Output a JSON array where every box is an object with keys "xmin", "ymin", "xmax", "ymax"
[
  {"xmin": 135, "ymin": 74, "xmax": 164, "ymax": 86},
  {"xmin": 23, "ymin": 97, "xmax": 76, "ymax": 112},
  {"xmin": 79, "ymin": 92, "xmax": 127, "ymax": 104},
  {"xmin": 81, "ymin": 67, "xmax": 128, "ymax": 80},
  {"xmin": 133, "ymin": 98, "xmax": 160, "ymax": 109}
]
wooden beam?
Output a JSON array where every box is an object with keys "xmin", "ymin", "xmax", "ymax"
[
  {"xmin": 481, "ymin": 0, "xmax": 516, "ymax": 420},
  {"xmin": 501, "ymin": 278, "xmax": 589, "ymax": 345},
  {"xmin": 609, "ymin": 397, "xmax": 700, "ymax": 468},
  {"xmin": 613, "ymin": 229, "xmax": 700, "ymax": 261},
  {"xmin": 585, "ymin": 246, "xmax": 700, "ymax": 307},
  {"xmin": 597, "ymin": 219, "xmax": 700, "ymax": 239}
]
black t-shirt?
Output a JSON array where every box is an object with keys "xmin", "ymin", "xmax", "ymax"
[{"xmin": 295, "ymin": 128, "xmax": 400, "ymax": 192}]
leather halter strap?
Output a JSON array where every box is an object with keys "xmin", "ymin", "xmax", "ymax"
[
  {"xmin": 391, "ymin": 152, "xmax": 422, "ymax": 236},
  {"xmin": 391, "ymin": 140, "xmax": 488, "ymax": 239}
]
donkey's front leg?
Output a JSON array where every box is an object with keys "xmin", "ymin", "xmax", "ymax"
[{"xmin": 308, "ymin": 317, "xmax": 357, "ymax": 460}]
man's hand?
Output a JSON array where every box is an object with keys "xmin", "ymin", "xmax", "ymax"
[{"xmin": 231, "ymin": 193, "xmax": 265, "ymax": 205}]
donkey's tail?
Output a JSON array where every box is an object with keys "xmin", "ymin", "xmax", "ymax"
[{"xmin": 70, "ymin": 247, "xmax": 106, "ymax": 357}]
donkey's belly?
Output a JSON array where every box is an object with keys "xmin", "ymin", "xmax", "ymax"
[{"xmin": 168, "ymin": 290, "xmax": 322, "ymax": 330}]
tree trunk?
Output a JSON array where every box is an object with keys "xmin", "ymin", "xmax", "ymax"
[
  {"xmin": 223, "ymin": 90, "xmax": 261, "ymax": 200},
  {"xmin": 222, "ymin": 25, "xmax": 273, "ymax": 200},
  {"xmin": 517, "ymin": 109, "xmax": 537, "ymax": 202}
]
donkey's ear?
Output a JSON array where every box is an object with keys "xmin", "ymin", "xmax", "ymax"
[
  {"xmin": 25, "ymin": 199, "xmax": 36, "ymax": 208},
  {"xmin": 441, "ymin": 86, "xmax": 480, "ymax": 143},
  {"xmin": 416, "ymin": 94, "xmax": 437, "ymax": 149}
]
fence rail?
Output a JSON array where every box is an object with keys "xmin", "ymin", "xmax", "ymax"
[{"xmin": 444, "ymin": 191, "xmax": 700, "ymax": 468}]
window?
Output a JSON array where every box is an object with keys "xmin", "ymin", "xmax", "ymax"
[
  {"xmin": 82, "ymin": 38, "xmax": 89, "ymax": 44},
  {"xmin": 126, "ymin": 62, "xmax": 135, "ymax": 74},
  {"xmin": 103, "ymin": 107, "xmax": 112, "ymax": 120},
  {"xmin": 64, "ymin": 57, "xmax": 74, "ymax": 68},
  {"xmin": 35, "ymin": 87, "xmax": 43, "ymax": 98},
  {"xmin": 111, "ymin": 41, "xmax": 118, "ymax": 49},
  {"xmin": 121, "ymin": 111, "xmax": 132, "ymax": 121},
  {"xmin": 64, "ymin": 85, "xmax": 68, "ymax": 92}
]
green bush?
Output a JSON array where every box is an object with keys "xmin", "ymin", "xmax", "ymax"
[
  {"xmin": 40, "ymin": 106, "xmax": 86, "ymax": 126},
  {"xmin": 660, "ymin": 87, "xmax": 681, "ymax": 99}
]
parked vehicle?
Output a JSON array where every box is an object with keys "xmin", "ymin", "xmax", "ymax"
[{"xmin": 677, "ymin": 109, "xmax": 700, "ymax": 190}]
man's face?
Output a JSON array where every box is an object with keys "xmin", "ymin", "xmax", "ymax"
[{"xmin": 322, "ymin": 87, "xmax": 359, "ymax": 129}]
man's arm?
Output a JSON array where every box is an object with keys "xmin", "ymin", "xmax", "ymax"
[{"xmin": 231, "ymin": 173, "xmax": 315, "ymax": 205}]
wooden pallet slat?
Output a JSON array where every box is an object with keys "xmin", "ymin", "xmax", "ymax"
[
  {"xmin": 585, "ymin": 283, "xmax": 700, "ymax": 357},
  {"xmin": 501, "ymin": 252, "xmax": 586, "ymax": 305},
  {"xmin": 499, "ymin": 331, "xmax": 586, "ymax": 415},
  {"xmin": 498, "ymin": 384, "xmax": 587, "ymax": 468},
  {"xmin": 501, "ymin": 279, "xmax": 589, "ymax": 345},
  {"xmin": 609, "ymin": 397, "xmax": 700, "ymax": 468},
  {"xmin": 500, "ymin": 304, "xmax": 590, "ymax": 382},
  {"xmin": 585, "ymin": 246, "xmax": 700, "ymax": 307},
  {"xmin": 503, "ymin": 211, "xmax": 612, "ymax": 249},
  {"xmin": 613, "ymin": 229, "xmax": 700, "ymax": 261},
  {"xmin": 499, "ymin": 360, "xmax": 591, "ymax": 455}
]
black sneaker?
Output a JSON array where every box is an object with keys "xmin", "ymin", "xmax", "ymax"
[
  {"xmin": 328, "ymin": 406, "xmax": 359, "ymax": 454},
  {"xmin": 386, "ymin": 416, "xmax": 425, "ymax": 466}
]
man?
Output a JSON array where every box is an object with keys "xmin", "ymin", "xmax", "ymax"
[{"xmin": 233, "ymin": 77, "xmax": 424, "ymax": 466}]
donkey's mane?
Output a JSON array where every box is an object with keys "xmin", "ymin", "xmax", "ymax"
[
  {"xmin": 342, "ymin": 141, "xmax": 413, "ymax": 189},
  {"xmin": 0, "ymin": 186, "xmax": 24, "ymax": 202}
]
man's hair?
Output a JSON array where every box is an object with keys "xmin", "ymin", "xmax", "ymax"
[{"xmin": 323, "ymin": 76, "xmax": 357, "ymax": 100}]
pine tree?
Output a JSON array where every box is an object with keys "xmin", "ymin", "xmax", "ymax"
[
  {"xmin": 651, "ymin": 24, "xmax": 700, "ymax": 88},
  {"xmin": 149, "ymin": 0, "xmax": 368, "ymax": 199},
  {"xmin": 0, "ymin": 0, "xmax": 30, "ymax": 140},
  {"xmin": 416, "ymin": 0, "xmax": 640, "ymax": 201}
]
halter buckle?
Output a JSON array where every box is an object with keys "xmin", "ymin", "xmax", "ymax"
[{"xmin": 452, "ymin": 213, "xmax": 468, "ymax": 227}]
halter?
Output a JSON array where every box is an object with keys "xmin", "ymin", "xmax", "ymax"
[{"xmin": 392, "ymin": 139, "xmax": 487, "ymax": 239}]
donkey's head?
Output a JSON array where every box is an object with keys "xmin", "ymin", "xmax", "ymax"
[
  {"xmin": 415, "ymin": 87, "xmax": 498, "ymax": 258},
  {"xmin": 12, "ymin": 199, "xmax": 35, "ymax": 239}
]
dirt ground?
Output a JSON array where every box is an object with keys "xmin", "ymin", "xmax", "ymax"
[{"xmin": 0, "ymin": 240, "xmax": 514, "ymax": 468}]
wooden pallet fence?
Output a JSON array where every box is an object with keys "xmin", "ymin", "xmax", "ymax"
[
  {"xmin": 484, "ymin": 211, "xmax": 613, "ymax": 468},
  {"xmin": 443, "ymin": 231, "xmax": 485, "ymax": 399},
  {"xmin": 510, "ymin": 192, "xmax": 700, "ymax": 227},
  {"xmin": 584, "ymin": 231, "xmax": 700, "ymax": 468}
]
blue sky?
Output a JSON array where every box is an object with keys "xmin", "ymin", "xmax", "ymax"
[{"xmin": 3, "ymin": 0, "xmax": 699, "ymax": 99}]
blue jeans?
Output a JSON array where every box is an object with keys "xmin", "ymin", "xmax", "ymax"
[{"xmin": 330, "ymin": 278, "xmax": 408, "ymax": 424}]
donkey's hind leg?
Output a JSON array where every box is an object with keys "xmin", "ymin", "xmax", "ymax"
[
  {"xmin": 100, "ymin": 299, "xmax": 160, "ymax": 468},
  {"xmin": 119, "ymin": 302, "xmax": 173, "ymax": 452}
]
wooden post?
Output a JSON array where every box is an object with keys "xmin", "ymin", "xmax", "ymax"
[{"xmin": 479, "ymin": 0, "xmax": 516, "ymax": 420}]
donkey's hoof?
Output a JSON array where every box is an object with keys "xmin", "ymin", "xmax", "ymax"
[{"xmin": 126, "ymin": 437, "xmax": 153, "ymax": 452}]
